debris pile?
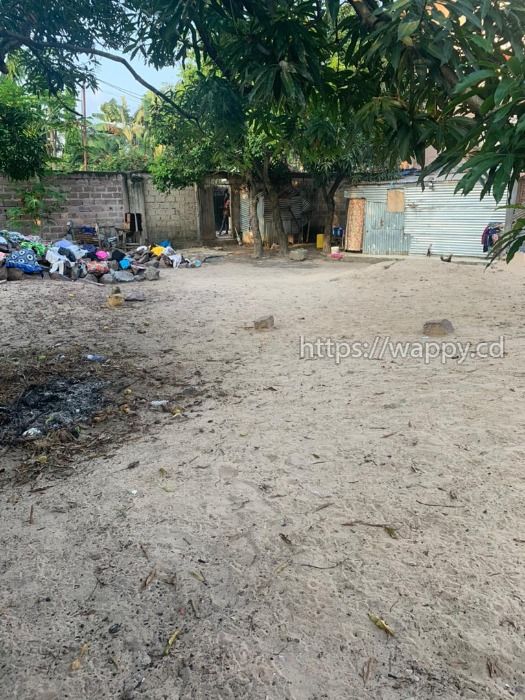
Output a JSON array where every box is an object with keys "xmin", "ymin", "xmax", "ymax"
[{"xmin": 0, "ymin": 231, "xmax": 206, "ymax": 284}]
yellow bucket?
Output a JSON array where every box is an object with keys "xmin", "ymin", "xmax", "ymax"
[{"xmin": 316, "ymin": 233, "xmax": 324, "ymax": 249}]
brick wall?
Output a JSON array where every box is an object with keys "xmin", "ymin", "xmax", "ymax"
[
  {"xmin": 0, "ymin": 173, "xmax": 125, "ymax": 239},
  {"xmin": 142, "ymin": 177, "xmax": 198, "ymax": 244},
  {"xmin": 0, "ymin": 172, "xmax": 201, "ymax": 244}
]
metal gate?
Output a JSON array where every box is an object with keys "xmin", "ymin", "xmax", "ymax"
[{"xmin": 363, "ymin": 201, "xmax": 408, "ymax": 255}]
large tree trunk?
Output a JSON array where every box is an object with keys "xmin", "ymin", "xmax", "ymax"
[
  {"xmin": 260, "ymin": 156, "xmax": 288, "ymax": 257},
  {"xmin": 249, "ymin": 182, "xmax": 263, "ymax": 259},
  {"xmin": 267, "ymin": 186, "xmax": 289, "ymax": 256},
  {"xmin": 322, "ymin": 185, "xmax": 336, "ymax": 255},
  {"xmin": 321, "ymin": 176, "xmax": 344, "ymax": 255}
]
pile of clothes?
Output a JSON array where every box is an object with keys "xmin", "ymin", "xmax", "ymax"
[
  {"xmin": 0, "ymin": 231, "xmax": 203, "ymax": 283},
  {"xmin": 481, "ymin": 222, "xmax": 503, "ymax": 253}
]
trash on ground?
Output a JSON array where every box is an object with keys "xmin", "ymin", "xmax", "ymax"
[
  {"xmin": 0, "ymin": 228, "xmax": 216, "ymax": 285},
  {"xmin": 163, "ymin": 628, "xmax": 181, "ymax": 656},
  {"xmin": 368, "ymin": 612, "xmax": 395, "ymax": 636}
]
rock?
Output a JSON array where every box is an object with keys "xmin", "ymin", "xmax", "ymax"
[
  {"xmin": 254, "ymin": 315, "xmax": 274, "ymax": 330},
  {"xmin": 7, "ymin": 268, "xmax": 24, "ymax": 281},
  {"xmin": 82, "ymin": 273, "xmax": 99, "ymax": 284},
  {"xmin": 289, "ymin": 248, "xmax": 307, "ymax": 261},
  {"xmin": 145, "ymin": 267, "xmax": 160, "ymax": 281},
  {"xmin": 150, "ymin": 400, "xmax": 170, "ymax": 410},
  {"xmin": 0, "ymin": 265, "xmax": 7, "ymax": 281},
  {"xmin": 146, "ymin": 259, "xmax": 160, "ymax": 268},
  {"xmin": 124, "ymin": 290, "xmax": 146, "ymax": 302},
  {"xmin": 422, "ymin": 319, "xmax": 455, "ymax": 336},
  {"xmin": 134, "ymin": 273, "xmax": 146, "ymax": 282},
  {"xmin": 107, "ymin": 260, "xmax": 119, "ymax": 271},
  {"xmin": 113, "ymin": 270, "xmax": 135, "ymax": 283},
  {"xmin": 100, "ymin": 273, "xmax": 115, "ymax": 285}
]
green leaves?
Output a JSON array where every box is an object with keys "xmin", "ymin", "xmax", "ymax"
[
  {"xmin": 453, "ymin": 69, "xmax": 497, "ymax": 94},
  {"xmin": 397, "ymin": 20, "xmax": 420, "ymax": 41},
  {"xmin": 0, "ymin": 78, "xmax": 48, "ymax": 179}
]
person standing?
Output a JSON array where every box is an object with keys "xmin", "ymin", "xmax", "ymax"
[{"xmin": 219, "ymin": 194, "xmax": 231, "ymax": 236}]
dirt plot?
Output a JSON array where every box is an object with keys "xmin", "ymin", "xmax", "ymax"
[{"xmin": 1, "ymin": 254, "xmax": 525, "ymax": 700}]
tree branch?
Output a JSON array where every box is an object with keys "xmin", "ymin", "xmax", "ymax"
[
  {"xmin": 0, "ymin": 31, "xmax": 201, "ymax": 127},
  {"xmin": 192, "ymin": 17, "xmax": 232, "ymax": 81},
  {"xmin": 348, "ymin": 0, "xmax": 381, "ymax": 28},
  {"xmin": 440, "ymin": 64, "xmax": 482, "ymax": 114}
]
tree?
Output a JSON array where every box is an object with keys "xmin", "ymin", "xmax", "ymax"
[
  {"xmin": 61, "ymin": 95, "xmax": 156, "ymax": 172},
  {"xmin": 150, "ymin": 69, "xmax": 296, "ymax": 256},
  {"xmin": 295, "ymin": 104, "xmax": 396, "ymax": 254},
  {"xmin": 342, "ymin": 1, "xmax": 525, "ymax": 192},
  {"xmin": 0, "ymin": 77, "xmax": 48, "ymax": 179}
]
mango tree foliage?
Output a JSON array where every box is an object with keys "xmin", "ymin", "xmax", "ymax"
[{"xmin": 0, "ymin": 78, "xmax": 48, "ymax": 179}]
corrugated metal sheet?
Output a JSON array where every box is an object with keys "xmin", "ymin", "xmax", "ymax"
[
  {"xmin": 260, "ymin": 192, "xmax": 311, "ymax": 245},
  {"xmin": 405, "ymin": 181, "xmax": 503, "ymax": 257},
  {"xmin": 346, "ymin": 179, "xmax": 505, "ymax": 257},
  {"xmin": 240, "ymin": 192, "xmax": 250, "ymax": 232},
  {"xmin": 363, "ymin": 201, "xmax": 408, "ymax": 255}
]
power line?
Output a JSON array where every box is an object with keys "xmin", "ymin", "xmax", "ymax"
[{"xmin": 96, "ymin": 78, "xmax": 146, "ymax": 100}]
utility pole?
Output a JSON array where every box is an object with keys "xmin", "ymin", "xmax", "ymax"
[{"xmin": 81, "ymin": 83, "xmax": 88, "ymax": 171}]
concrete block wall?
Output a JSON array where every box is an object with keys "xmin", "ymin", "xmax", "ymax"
[
  {"xmin": 0, "ymin": 173, "xmax": 126, "ymax": 239},
  {"xmin": 143, "ymin": 178, "xmax": 199, "ymax": 244}
]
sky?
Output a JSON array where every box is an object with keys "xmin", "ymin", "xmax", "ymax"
[{"xmin": 82, "ymin": 55, "xmax": 180, "ymax": 116}]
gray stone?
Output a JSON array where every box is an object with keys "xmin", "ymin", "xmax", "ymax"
[
  {"xmin": 146, "ymin": 259, "xmax": 160, "ymax": 268},
  {"xmin": 289, "ymin": 248, "xmax": 307, "ymax": 262},
  {"xmin": 0, "ymin": 265, "xmax": 7, "ymax": 282},
  {"xmin": 113, "ymin": 270, "xmax": 135, "ymax": 283},
  {"xmin": 254, "ymin": 315, "xmax": 274, "ymax": 330},
  {"xmin": 145, "ymin": 267, "xmax": 160, "ymax": 281},
  {"xmin": 7, "ymin": 268, "xmax": 24, "ymax": 281},
  {"xmin": 100, "ymin": 273, "xmax": 116, "ymax": 284},
  {"xmin": 82, "ymin": 273, "xmax": 99, "ymax": 284},
  {"xmin": 124, "ymin": 290, "xmax": 146, "ymax": 302},
  {"xmin": 422, "ymin": 319, "xmax": 455, "ymax": 337}
]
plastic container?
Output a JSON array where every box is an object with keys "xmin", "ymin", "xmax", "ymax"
[{"xmin": 316, "ymin": 234, "xmax": 324, "ymax": 249}]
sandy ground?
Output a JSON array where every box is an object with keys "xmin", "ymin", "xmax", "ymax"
[{"xmin": 1, "ymin": 251, "xmax": 525, "ymax": 700}]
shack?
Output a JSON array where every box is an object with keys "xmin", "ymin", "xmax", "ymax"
[{"xmin": 343, "ymin": 174, "xmax": 505, "ymax": 257}]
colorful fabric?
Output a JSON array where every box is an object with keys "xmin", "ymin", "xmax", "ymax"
[
  {"xmin": 86, "ymin": 260, "xmax": 109, "ymax": 276},
  {"xmin": 46, "ymin": 249, "xmax": 69, "ymax": 275},
  {"xmin": 150, "ymin": 245, "xmax": 165, "ymax": 257},
  {"xmin": 20, "ymin": 240, "xmax": 47, "ymax": 257},
  {"xmin": 4, "ymin": 231, "xmax": 28, "ymax": 245},
  {"xmin": 6, "ymin": 249, "xmax": 43, "ymax": 274},
  {"xmin": 96, "ymin": 250, "xmax": 110, "ymax": 260}
]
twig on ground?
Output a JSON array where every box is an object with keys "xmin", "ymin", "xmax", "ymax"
[
  {"xmin": 313, "ymin": 502, "xmax": 334, "ymax": 513},
  {"xmin": 416, "ymin": 500, "xmax": 462, "ymax": 508},
  {"xmin": 294, "ymin": 561, "xmax": 340, "ymax": 570},
  {"xmin": 342, "ymin": 520, "xmax": 399, "ymax": 538}
]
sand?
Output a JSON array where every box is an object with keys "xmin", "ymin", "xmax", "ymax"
[{"xmin": 1, "ymin": 252, "xmax": 524, "ymax": 700}]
